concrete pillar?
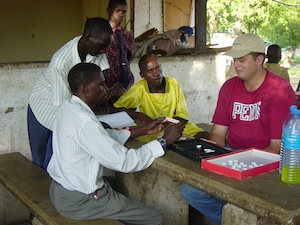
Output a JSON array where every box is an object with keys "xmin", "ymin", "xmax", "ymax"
[
  {"xmin": 0, "ymin": 183, "xmax": 30, "ymax": 224},
  {"xmin": 115, "ymin": 167, "xmax": 189, "ymax": 225},
  {"xmin": 222, "ymin": 203, "xmax": 281, "ymax": 225},
  {"xmin": 222, "ymin": 203, "xmax": 258, "ymax": 225}
]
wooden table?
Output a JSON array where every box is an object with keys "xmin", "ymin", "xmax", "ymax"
[{"xmin": 119, "ymin": 126, "xmax": 300, "ymax": 225}]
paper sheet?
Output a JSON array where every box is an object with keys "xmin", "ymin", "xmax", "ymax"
[{"xmin": 97, "ymin": 111, "xmax": 136, "ymax": 128}]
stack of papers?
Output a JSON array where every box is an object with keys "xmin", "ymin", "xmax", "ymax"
[{"xmin": 97, "ymin": 111, "xmax": 136, "ymax": 129}]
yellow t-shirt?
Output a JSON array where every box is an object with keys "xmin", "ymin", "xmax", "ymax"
[{"xmin": 114, "ymin": 77, "xmax": 203, "ymax": 141}]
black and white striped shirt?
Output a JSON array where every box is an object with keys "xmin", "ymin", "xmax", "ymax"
[{"xmin": 29, "ymin": 36, "xmax": 110, "ymax": 130}]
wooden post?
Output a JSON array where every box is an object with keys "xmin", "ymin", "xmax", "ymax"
[{"xmin": 195, "ymin": 0, "xmax": 207, "ymax": 53}]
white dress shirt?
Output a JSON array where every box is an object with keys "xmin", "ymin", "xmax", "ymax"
[
  {"xmin": 29, "ymin": 36, "xmax": 109, "ymax": 130},
  {"xmin": 47, "ymin": 96, "xmax": 164, "ymax": 194}
]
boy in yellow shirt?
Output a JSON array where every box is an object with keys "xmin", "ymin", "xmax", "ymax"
[{"xmin": 114, "ymin": 54, "xmax": 208, "ymax": 141}]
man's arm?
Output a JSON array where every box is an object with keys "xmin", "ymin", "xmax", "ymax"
[
  {"xmin": 262, "ymin": 139, "xmax": 281, "ymax": 154},
  {"xmin": 129, "ymin": 118, "xmax": 164, "ymax": 139},
  {"xmin": 209, "ymin": 124, "xmax": 228, "ymax": 147},
  {"xmin": 173, "ymin": 116, "xmax": 188, "ymax": 124},
  {"xmin": 129, "ymin": 118, "xmax": 184, "ymax": 142},
  {"xmin": 111, "ymin": 106, "xmax": 153, "ymax": 123}
]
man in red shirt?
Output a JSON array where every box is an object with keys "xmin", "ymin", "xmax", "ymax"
[{"xmin": 180, "ymin": 33, "xmax": 297, "ymax": 225}]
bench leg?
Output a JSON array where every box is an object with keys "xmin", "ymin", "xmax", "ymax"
[
  {"xmin": 115, "ymin": 168, "xmax": 189, "ymax": 225},
  {"xmin": 222, "ymin": 203, "xmax": 257, "ymax": 225},
  {"xmin": 0, "ymin": 183, "xmax": 30, "ymax": 224},
  {"xmin": 222, "ymin": 203, "xmax": 281, "ymax": 225}
]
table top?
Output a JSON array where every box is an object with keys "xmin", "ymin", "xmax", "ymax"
[{"xmin": 127, "ymin": 135, "xmax": 300, "ymax": 224}]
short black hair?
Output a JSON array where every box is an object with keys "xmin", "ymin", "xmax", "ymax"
[
  {"xmin": 68, "ymin": 63, "xmax": 101, "ymax": 94},
  {"xmin": 83, "ymin": 17, "xmax": 113, "ymax": 37},
  {"xmin": 266, "ymin": 44, "xmax": 281, "ymax": 63},
  {"xmin": 108, "ymin": 0, "xmax": 127, "ymax": 11},
  {"xmin": 138, "ymin": 54, "xmax": 157, "ymax": 71}
]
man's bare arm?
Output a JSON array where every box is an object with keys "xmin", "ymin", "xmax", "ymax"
[
  {"xmin": 209, "ymin": 124, "xmax": 228, "ymax": 147},
  {"xmin": 262, "ymin": 139, "xmax": 281, "ymax": 154}
]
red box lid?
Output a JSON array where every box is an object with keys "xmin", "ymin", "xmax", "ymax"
[{"xmin": 201, "ymin": 148, "xmax": 280, "ymax": 180}]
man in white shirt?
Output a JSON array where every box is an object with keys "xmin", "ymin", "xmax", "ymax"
[
  {"xmin": 28, "ymin": 17, "xmax": 113, "ymax": 170},
  {"xmin": 47, "ymin": 62, "xmax": 184, "ymax": 224}
]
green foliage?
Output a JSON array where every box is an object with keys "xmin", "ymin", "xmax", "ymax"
[
  {"xmin": 207, "ymin": 0, "xmax": 300, "ymax": 48},
  {"xmin": 294, "ymin": 56, "xmax": 300, "ymax": 66},
  {"xmin": 259, "ymin": 1, "xmax": 300, "ymax": 48}
]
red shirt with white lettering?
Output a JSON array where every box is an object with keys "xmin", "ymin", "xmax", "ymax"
[{"xmin": 212, "ymin": 70, "xmax": 297, "ymax": 150}]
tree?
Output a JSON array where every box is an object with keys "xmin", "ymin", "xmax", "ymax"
[
  {"xmin": 207, "ymin": 0, "xmax": 300, "ymax": 49},
  {"xmin": 259, "ymin": 1, "xmax": 300, "ymax": 49}
]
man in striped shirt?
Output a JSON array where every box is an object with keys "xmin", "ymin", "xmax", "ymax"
[
  {"xmin": 47, "ymin": 62, "xmax": 184, "ymax": 224},
  {"xmin": 28, "ymin": 17, "xmax": 113, "ymax": 170}
]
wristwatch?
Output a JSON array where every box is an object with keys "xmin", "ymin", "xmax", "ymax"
[{"xmin": 157, "ymin": 137, "xmax": 167, "ymax": 150}]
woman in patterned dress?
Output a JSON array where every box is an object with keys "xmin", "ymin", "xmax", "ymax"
[{"xmin": 96, "ymin": 0, "xmax": 135, "ymax": 113}]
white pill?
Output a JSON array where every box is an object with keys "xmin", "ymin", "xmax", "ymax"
[{"xmin": 204, "ymin": 149, "xmax": 215, "ymax": 153}]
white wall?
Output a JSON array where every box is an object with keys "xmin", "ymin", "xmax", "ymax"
[
  {"xmin": 0, "ymin": 63, "xmax": 48, "ymax": 159},
  {"xmin": 134, "ymin": 0, "xmax": 163, "ymax": 37},
  {"xmin": 0, "ymin": 56, "xmax": 226, "ymax": 159},
  {"xmin": 131, "ymin": 55, "xmax": 227, "ymax": 124}
]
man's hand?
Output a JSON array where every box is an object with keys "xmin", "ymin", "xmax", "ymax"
[
  {"xmin": 144, "ymin": 118, "xmax": 165, "ymax": 134},
  {"xmin": 163, "ymin": 122, "xmax": 185, "ymax": 145},
  {"xmin": 135, "ymin": 112, "xmax": 153, "ymax": 124},
  {"xmin": 262, "ymin": 139, "xmax": 281, "ymax": 154},
  {"xmin": 129, "ymin": 118, "xmax": 164, "ymax": 139}
]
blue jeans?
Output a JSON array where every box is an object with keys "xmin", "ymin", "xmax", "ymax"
[
  {"xmin": 180, "ymin": 183, "xmax": 226, "ymax": 225},
  {"xmin": 27, "ymin": 105, "xmax": 53, "ymax": 170}
]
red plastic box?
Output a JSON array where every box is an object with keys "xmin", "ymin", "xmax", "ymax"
[{"xmin": 201, "ymin": 148, "xmax": 280, "ymax": 180}]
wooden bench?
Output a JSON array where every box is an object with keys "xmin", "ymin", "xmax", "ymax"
[{"xmin": 0, "ymin": 152, "xmax": 123, "ymax": 225}]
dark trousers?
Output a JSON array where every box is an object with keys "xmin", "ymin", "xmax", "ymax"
[{"xmin": 27, "ymin": 105, "xmax": 53, "ymax": 170}]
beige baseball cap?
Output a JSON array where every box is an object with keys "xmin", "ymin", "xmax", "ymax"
[{"xmin": 225, "ymin": 34, "xmax": 266, "ymax": 58}]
